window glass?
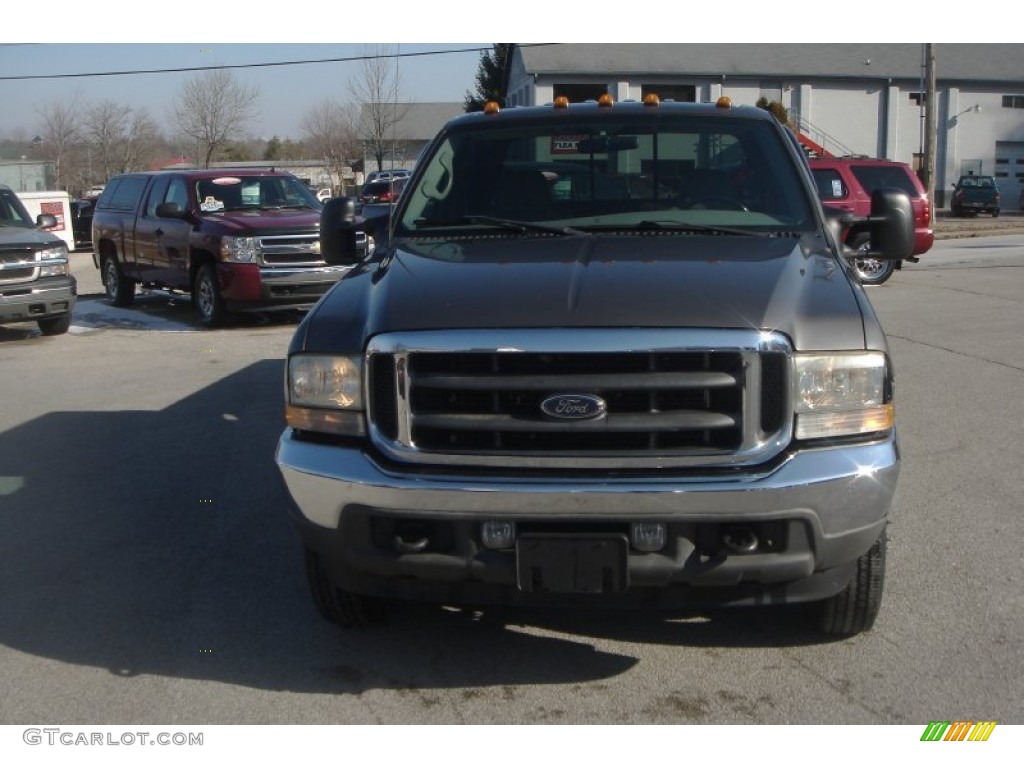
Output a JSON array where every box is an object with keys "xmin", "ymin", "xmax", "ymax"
[
  {"xmin": 811, "ymin": 169, "xmax": 846, "ymax": 200},
  {"xmin": 850, "ymin": 165, "xmax": 918, "ymax": 196},
  {"xmin": 99, "ymin": 177, "xmax": 148, "ymax": 212},
  {"xmin": 398, "ymin": 112, "xmax": 814, "ymax": 236},
  {"xmin": 145, "ymin": 176, "xmax": 171, "ymax": 217}
]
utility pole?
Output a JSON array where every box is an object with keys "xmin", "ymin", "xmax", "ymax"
[{"xmin": 922, "ymin": 44, "xmax": 938, "ymax": 207}]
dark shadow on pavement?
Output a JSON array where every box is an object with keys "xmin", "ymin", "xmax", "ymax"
[{"xmin": 0, "ymin": 361, "xmax": 837, "ymax": 705}]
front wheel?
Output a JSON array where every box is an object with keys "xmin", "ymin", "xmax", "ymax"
[
  {"xmin": 847, "ymin": 234, "xmax": 896, "ymax": 286},
  {"xmin": 102, "ymin": 254, "xmax": 136, "ymax": 307},
  {"xmin": 37, "ymin": 314, "xmax": 71, "ymax": 336},
  {"xmin": 193, "ymin": 263, "xmax": 227, "ymax": 327},
  {"xmin": 815, "ymin": 529, "xmax": 887, "ymax": 636},
  {"xmin": 304, "ymin": 548, "xmax": 387, "ymax": 628}
]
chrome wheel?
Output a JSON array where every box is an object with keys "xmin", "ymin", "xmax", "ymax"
[
  {"xmin": 193, "ymin": 264, "xmax": 226, "ymax": 327},
  {"xmin": 848, "ymin": 236, "xmax": 895, "ymax": 286}
]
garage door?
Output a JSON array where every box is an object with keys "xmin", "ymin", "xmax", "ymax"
[{"xmin": 994, "ymin": 141, "xmax": 1024, "ymax": 210}]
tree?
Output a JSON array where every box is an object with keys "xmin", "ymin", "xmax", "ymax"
[
  {"xmin": 36, "ymin": 99, "xmax": 80, "ymax": 190},
  {"xmin": 349, "ymin": 45, "xmax": 408, "ymax": 174},
  {"xmin": 264, "ymin": 135, "xmax": 282, "ymax": 161},
  {"xmin": 464, "ymin": 44, "xmax": 511, "ymax": 112},
  {"xmin": 171, "ymin": 69, "xmax": 259, "ymax": 168},
  {"xmin": 84, "ymin": 100, "xmax": 160, "ymax": 180},
  {"xmin": 301, "ymin": 100, "xmax": 361, "ymax": 194},
  {"xmin": 755, "ymin": 97, "xmax": 790, "ymax": 127}
]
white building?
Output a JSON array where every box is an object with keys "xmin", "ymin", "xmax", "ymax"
[
  {"xmin": 504, "ymin": 43, "xmax": 1024, "ymax": 207},
  {"xmin": 359, "ymin": 102, "xmax": 464, "ymax": 175}
]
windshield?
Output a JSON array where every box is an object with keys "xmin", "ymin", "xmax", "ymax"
[
  {"xmin": 194, "ymin": 175, "xmax": 320, "ymax": 212},
  {"xmin": 398, "ymin": 113, "xmax": 815, "ymax": 236},
  {"xmin": 0, "ymin": 188, "xmax": 34, "ymax": 228}
]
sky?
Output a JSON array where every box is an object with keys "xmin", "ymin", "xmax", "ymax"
[
  {"xmin": 0, "ymin": 5, "xmax": 995, "ymax": 145},
  {"xmin": 0, "ymin": 43, "xmax": 488, "ymax": 141}
]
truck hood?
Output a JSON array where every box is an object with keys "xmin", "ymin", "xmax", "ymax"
[
  {"xmin": 302, "ymin": 232, "xmax": 868, "ymax": 353},
  {"xmin": 200, "ymin": 208, "xmax": 320, "ymax": 234},
  {"xmin": 0, "ymin": 223, "xmax": 66, "ymax": 248}
]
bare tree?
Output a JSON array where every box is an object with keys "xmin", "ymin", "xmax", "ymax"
[
  {"xmin": 301, "ymin": 100, "xmax": 361, "ymax": 194},
  {"xmin": 36, "ymin": 99, "xmax": 81, "ymax": 190},
  {"xmin": 171, "ymin": 69, "xmax": 259, "ymax": 168},
  {"xmin": 349, "ymin": 45, "xmax": 408, "ymax": 174}
]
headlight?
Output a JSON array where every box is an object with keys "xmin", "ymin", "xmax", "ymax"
[
  {"xmin": 220, "ymin": 236, "xmax": 260, "ymax": 262},
  {"xmin": 37, "ymin": 245, "xmax": 69, "ymax": 277},
  {"xmin": 793, "ymin": 353, "xmax": 893, "ymax": 439},
  {"xmin": 285, "ymin": 354, "xmax": 365, "ymax": 436}
]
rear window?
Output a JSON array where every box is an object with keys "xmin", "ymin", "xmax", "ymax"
[
  {"xmin": 850, "ymin": 165, "xmax": 919, "ymax": 197},
  {"xmin": 98, "ymin": 177, "xmax": 149, "ymax": 212},
  {"xmin": 811, "ymin": 168, "xmax": 847, "ymax": 200}
]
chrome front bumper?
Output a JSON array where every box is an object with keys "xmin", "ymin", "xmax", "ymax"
[{"xmin": 277, "ymin": 431, "xmax": 898, "ymax": 596}]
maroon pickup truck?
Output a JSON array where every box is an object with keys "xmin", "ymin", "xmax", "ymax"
[{"xmin": 91, "ymin": 169, "xmax": 363, "ymax": 326}]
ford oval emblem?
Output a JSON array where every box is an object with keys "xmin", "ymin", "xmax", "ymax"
[{"xmin": 540, "ymin": 394, "xmax": 607, "ymax": 420}]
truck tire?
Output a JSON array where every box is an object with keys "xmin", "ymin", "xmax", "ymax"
[
  {"xmin": 304, "ymin": 548, "xmax": 386, "ymax": 628},
  {"xmin": 102, "ymin": 253, "xmax": 136, "ymax": 307},
  {"xmin": 992, "ymin": 209, "xmax": 1000, "ymax": 218},
  {"xmin": 816, "ymin": 528, "xmax": 887, "ymax": 636},
  {"xmin": 37, "ymin": 314, "xmax": 71, "ymax": 336},
  {"xmin": 193, "ymin": 263, "xmax": 227, "ymax": 328},
  {"xmin": 847, "ymin": 233, "xmax": 896, "ymax": 286}
]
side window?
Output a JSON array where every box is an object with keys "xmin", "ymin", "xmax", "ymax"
[
  {"xmin": 102, "ymin": 177, "xmax": 149, "ymax": 212},
  {"xmin": 165, "ymin": 178, "xmax": 189, "ymax": 210},
  {"xmin": 811, "ymin": 169, "xmax": 846, "ymax": 200},
  {"xmin": 145, "ymin": 177, "xmax": 171, "ymax": 217}
]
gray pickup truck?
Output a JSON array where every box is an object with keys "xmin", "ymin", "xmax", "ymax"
[
  {"xmin": 276, "ymin": 97, "xmax": 914, "ymax": 636},
  {"xmin": 0, "ymin": 184, "xmax": 75, "ymax": 336}
]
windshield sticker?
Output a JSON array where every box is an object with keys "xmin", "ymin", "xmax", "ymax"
[
  {"xmin": 211, "ymin": 177, "xmax": 242, "ymax": 186},
  {"xmin": 831, "ymin": 179, "xmax": 843, "ymax": 198},
  {"xmin": 200, "ymin": 196, "xmax": 225, "ymax": 212}
]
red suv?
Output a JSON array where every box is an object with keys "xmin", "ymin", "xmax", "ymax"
[{"xmin": 809, "ymin": 157, "xmax": 933, "ymax": 285}]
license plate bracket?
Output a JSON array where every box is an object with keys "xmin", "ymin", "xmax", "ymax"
[{"xmin": 516, "ymin": 534, "xmax": 629, "ymax": 594}]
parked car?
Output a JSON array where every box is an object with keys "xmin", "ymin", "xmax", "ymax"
[
  {"xmin": 364, "ymin": 169, "xmax": 411, "ymax": 184},
  {"xmin": 809, "ymin": 156, "xmax": 933, "ymax": 285},
  {"xmin": 279, "ymin": 97, "xmax": 915, "ymax": 636},
  {"xmin": 359, "ymin": 177, "xmax": 406, "ymax": 206},
  {"xmin": 950, "ymin": 174, "xmax": 1000, "ymax": 218},
  {"xmin": 0, "ymin": 183, "xmax": 75, "ymax": 335}
]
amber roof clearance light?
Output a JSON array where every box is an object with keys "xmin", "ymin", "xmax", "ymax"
[
  {"xmin": 643, "ymin": 93, "xmax": 660, "ymax": 107},
  {"xmin": 716, "ymin": 96, "xmax": 733, "ymax": 109},
  {"xmin": 553, "ymin": 96, "xmax": 570, "ymax": 109},
  {"xmin": 484, "ymin": 101, "xmax": 501, "ymax": 115},
  {"xmin": 598, "ymin": 94, "xmax": 615, "ymax": 108}
]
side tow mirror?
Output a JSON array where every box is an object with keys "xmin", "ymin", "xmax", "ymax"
[
  {"xmin": 868, "ymin": 188, "xmax": 914, "ymax": 261},
  {"xmin": 321, "ymin": 197, "xmax": 361, "ymax": 265}
]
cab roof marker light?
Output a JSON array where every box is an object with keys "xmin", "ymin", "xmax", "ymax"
[
  {"xmin": 483, "ymin": 101, "xmax": 501, "ymax": 115},
  {"xmin": 643, "ymin": 93, "xmax": 660, "ymax": 107},
  {"xmin": 553, "ymin": 96, "xmax": 570, "ymax": 109},
  {"xmin": 598, "ymin": 94, "xmax": 615, "ymax": 107},
  {"xmin": 716, "ymin": 96, "xmax": 733, "ymax": 109}
]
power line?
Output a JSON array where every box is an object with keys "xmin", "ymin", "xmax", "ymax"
[{"xmin": 0, "ymin": 43, "xmax": 557, "ymax": 82}]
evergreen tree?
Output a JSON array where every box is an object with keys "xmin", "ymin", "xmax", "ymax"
[{"xmin": 464, "ymin": 44, "xmax": 511, "ymax": 112}]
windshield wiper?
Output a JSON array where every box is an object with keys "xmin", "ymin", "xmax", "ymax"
[
  {"xmin": 415, "ymin": 215, "xmax": 590, "ymax": 237},
  {"xmin": 584, "ymin": 220, "xmax": 773, "ymax": 238}
]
